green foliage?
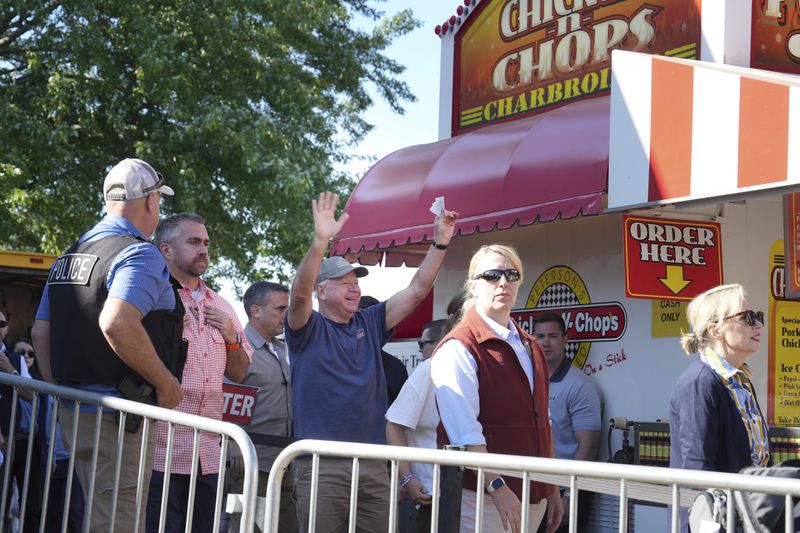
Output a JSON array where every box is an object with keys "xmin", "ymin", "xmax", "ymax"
[{"xmin": 0, "ymin": 0, "xmax": 418, "ymax": 286}]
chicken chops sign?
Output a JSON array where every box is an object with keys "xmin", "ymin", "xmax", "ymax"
[{"xmin": 453, "ymin": 0, "xmax": 701, "ymax": 133}]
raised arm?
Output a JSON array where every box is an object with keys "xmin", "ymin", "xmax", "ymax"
[
  {"xmin": 385, "ymin": 209, "xmax": 458, "ymax": 329},
  {"xmin": 287, "ymin": 192, "xmax": 350, "ymax": 331}
]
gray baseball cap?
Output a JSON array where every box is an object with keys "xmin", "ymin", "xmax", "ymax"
[
  {"xmin": 316, "ymin": 256, "xmax": 368, "ymax": 284},
  {"xmin": 103, "ymin": 158, "xmax": 175, "ymax": 201}
]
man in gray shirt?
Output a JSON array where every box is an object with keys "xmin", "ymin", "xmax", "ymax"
[
  {"xmin": 228, "ymin": 281, "xmax": 296, "ymax": 533},
  {"xmin": 534, "ymin": 312, "xmax": 601, "ymax": 532}
]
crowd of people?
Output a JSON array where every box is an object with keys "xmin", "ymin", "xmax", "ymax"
[{"xmin": 0, "ymin": 157, "xmax": 771, "ymax": 533}]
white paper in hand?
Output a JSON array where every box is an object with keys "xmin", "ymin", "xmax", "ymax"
[{"xmin": 429, "ymin": 196, "xmax": 445, "ymax": 218}]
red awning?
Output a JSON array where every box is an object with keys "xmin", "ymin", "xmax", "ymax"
[{"xmin": 331, "ymin": 96, "xmax": 610, "ymax": 266}]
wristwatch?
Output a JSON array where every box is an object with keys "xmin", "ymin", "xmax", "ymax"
[
  {"xmin": 225, "ymin": 333, "xmax": 242, "ymax": 351},
  {"xmin": 486, "ymin": 476, "xmax": 506, "ymax": 495}
]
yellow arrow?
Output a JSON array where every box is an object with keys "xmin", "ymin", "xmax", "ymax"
[{"xmin": 658, "ymin": 265, "xmax": 692, "ymax": 295}]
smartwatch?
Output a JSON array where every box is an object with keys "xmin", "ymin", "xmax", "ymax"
[{"xmin": 486, "ymin": 476, "xmax": 506, "ymax": 495}]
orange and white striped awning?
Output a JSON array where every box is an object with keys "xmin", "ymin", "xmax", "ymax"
[{"xmin": 608, "ymin": 51, "xmax": 800, "ymax": 211}]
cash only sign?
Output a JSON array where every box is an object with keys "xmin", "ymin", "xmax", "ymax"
[{"xmin": 452, "ymin": 0, "xmax": 701, "ymax": 133}]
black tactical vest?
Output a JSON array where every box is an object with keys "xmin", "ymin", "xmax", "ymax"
[{"xmin": 48, "ymin": 234, "xmax": 185, "ymax": 386}]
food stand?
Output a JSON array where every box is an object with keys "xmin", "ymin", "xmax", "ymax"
[{"xmin": 332, "ymin": 1, "xmax": 800, "ymax": 528}]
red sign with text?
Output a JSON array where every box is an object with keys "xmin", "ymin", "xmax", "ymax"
[
  {"xmin": 623, "ymin": 216, "xmax": 723, "ymax": 301},
  {"xmin": 784, "ymin": 192, "xmax": 800, "ymax": 298},
  {"xmin": 453, "ymin": 0, "xmax": 701, "ymax": 133},
  {"xmin": 751, "ymin": 1, "xmax": 800, "ymax": 75},
  {"xmin": 222, "ymin": 383, "xmax": 259, "ymax": 425}
]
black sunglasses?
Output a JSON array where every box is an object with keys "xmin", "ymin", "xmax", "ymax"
[
  {"xmin": 473, "ymin": 269, "xmax": 521, "ymax": 283},
  {"xmin": 0, "ymin": 320, "xmax": 7, "ymax": 328},
  {"xmin": 724, "ymin": 310, "xmax": 764, "ymax": 327},
  {"xmin": 418, "ymin": 339, "xmax": 436, "ymax": 350},
  {"xmin": 17, "ymin": 349, "xmax": 35, "ymax": 358}
]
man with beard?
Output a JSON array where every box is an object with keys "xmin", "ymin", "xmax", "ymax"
[{"xmin": 146, "ymin": 213, "xmax": 251, "ymax": 533}]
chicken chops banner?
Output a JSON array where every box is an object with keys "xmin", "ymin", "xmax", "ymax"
[{"xmin": 453, "ymin": 0, "xmax": 701, "ymax": 134}]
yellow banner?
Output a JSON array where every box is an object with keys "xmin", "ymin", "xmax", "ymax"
[
  {"xmin": 769, "ymin": 240, "xmax": 800, "ymax": 426},
  {"xmin": 651, "ymin": 300, "xmax": 688, "ymax": 338}
]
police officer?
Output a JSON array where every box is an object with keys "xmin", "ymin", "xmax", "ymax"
[{"xmin": 32, "ymin": 158, "xmax": 184, "ymax": 533}]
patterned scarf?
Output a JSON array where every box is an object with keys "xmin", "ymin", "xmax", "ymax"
[{"xmin": 700, "ymin": 348, "xmax": 770, "ymax": 467}]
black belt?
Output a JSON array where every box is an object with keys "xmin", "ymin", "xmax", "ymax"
[{"xmin": 246, "ymin": 432, "xmax": 296, "ymax": 449}]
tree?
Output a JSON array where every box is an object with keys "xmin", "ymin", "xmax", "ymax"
[{"xmin": 0, "ymin": 0, "xmax": 418, "ymax": 285}]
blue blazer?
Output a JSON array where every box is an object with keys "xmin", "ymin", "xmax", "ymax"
[{"xmin": 669, "ymin": 358, "xmax": 767, "ymax": 474}]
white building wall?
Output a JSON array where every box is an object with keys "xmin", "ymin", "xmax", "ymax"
[{"xmin": 431, "ymin": 196, "xmax": 783, "ymax": 460}]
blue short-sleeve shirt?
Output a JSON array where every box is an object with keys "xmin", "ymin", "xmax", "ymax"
[
  {"xmin": 286, "ymin": 303, "xmax": 388, "ymax": 444},
  {"xmin": 36, "ymin": 214, "xmax": 174, "ymax": 321}
]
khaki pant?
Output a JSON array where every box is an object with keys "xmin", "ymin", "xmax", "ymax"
[
  {"xmin": 60, "ymin": 406, "xmax": 155, "ymax": 533},
  {"xmin": 293, "ymin": 457, "xmax": 390, "ymax": 533},
  {"xmin": 460, "ymin": 489, "xmax": 547, "ymax": 533}
]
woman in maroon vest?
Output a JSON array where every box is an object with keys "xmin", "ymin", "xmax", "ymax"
[{"xmin": 431, "ymin": 244, "xmax": 562, "ymax": 533}]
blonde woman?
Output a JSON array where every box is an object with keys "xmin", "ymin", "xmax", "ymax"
[
  {"xmin": 670, "ymin": 283, "xmax": 770, "ymax": 476},
  {"xmin": 431, "ymin": 244, "xmax": 562, "ymax": 533}
]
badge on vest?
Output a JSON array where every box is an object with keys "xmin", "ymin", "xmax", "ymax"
[{"xmin": 48, "ymin": 253, "xmax": 99, "ymax": 285}]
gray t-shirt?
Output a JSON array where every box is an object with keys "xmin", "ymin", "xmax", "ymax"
[
  {"xmin": 549, "ymin": 358, "xmax": 602, "ymax": 460},
  {"xmin": 228, "ymin": 324, "xmax": 292, "ymax": 472}
]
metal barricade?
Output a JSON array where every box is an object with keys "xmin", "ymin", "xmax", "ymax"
[
  {"xmin": 0, "ymin": 372, "xmax": 258, "ymax": 533},
  {"xmin": 266, "ymin": 439, "xmax": 800, "ymax": 533}
]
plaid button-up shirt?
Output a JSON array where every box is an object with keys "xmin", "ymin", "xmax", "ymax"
[{"xmin": 154, "ymin": 280, "xmax": 252, "ymax": 475}]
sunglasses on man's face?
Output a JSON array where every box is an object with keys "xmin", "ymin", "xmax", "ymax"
[
  {"xmin": 724, "ymin": 310, "xmax": 764, "ymax": 327},
  {"xmin": 418, "ymin": 339, "xmax": 436, "ymax": 350},
  {"xmin": 473, "ymin": 269, "xmax": 521, "ymax": 283},
  {"xmin": 0, "ymin": 321, "xmax": 7, "ymax": 328}
]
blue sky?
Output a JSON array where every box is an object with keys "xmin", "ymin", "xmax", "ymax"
[
  {"xmin": 344, "ymin": 1, "xmax": 460, "ymax": 300},
  {"xmin": 346, "ymin": 1, "xmax": 455, "ymax": 178},
  {"xmin": 224, "ymin": 2, "xmax": 457, "ymax": 315}
]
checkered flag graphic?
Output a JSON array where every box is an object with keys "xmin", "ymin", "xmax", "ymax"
[{"xmin": 537, "ymin": 283, "xmax": 580, "ymax": 360}]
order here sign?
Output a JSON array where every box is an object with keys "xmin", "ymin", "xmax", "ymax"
[{"xmin": 623, "ymin": 216, "xmax": 723, "ymax": 301}]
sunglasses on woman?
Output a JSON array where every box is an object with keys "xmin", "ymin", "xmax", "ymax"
[
  {"xmin": 473, "ymin": 269, "xmax": 521, "ymax": 283},
  {"xmin": 0, "ymin": 321, "xmax": 7, "ymax": 328},
  {"xmin": 724, "ymin": 310, "xmax": 764, "ymax": 327},
  {"xmin": 17, "ymin": 349, "xmax": 35, "ymax": 358}
]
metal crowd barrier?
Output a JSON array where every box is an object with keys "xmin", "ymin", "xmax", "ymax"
[
  {"xmin": 0, "ymin": 372, "xmax": 258, "ymax": 533},
  {"xmin": 266, "ymin": 439, "xmax": 800, "ymax": 533}
]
